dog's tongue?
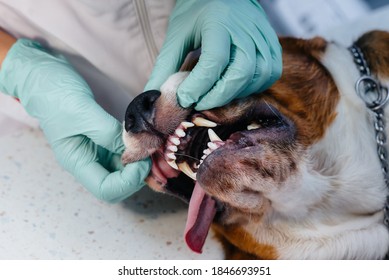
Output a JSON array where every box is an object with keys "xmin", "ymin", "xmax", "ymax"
[{"xmin": 184, "ymin": 181, "xmax": 217, "ymax": 253}]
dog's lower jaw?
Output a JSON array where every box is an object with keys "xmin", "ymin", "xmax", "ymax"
[{"xmin": 121, "ymin": 127, "xmax": 161, "ymax": 164}]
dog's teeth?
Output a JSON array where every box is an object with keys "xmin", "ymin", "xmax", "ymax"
[
  {"xmin": 167, "ymin": 159, "xmax": 179, "ymax": 170},
  {"xmin": 247, "ymin": 123, "xmax": 261, "ymax": 130},
  {"xmin": 181, "ymin": 121, "xmax": 195, "ymax": 129},
  {"xmin": 170, "ymin": 137, "xmax": 180, "ymax": 146},
  {"xmin": 203, "ymin": 148, "xmax": 211, "ymax": 155},
  {"xmin": 192, "ymin": 117, "xmax": 217, "ymax": 127},
  {"xmin": 178, "ymin": 162, "xmax": 197, "ymax": 180},
  {"xmin": 166, "ymin": 153, "xmax": 176, "ymax": 160},
  {"xmin": 208, "ymin": 128, "xmax": 222, "ymax": 142},
  {"xmin": 207, "ymin": 142, "xmax": 218, "ymax": 150},
  {"xmin": 167, "ymin": 145, "xmax": 178, "ymax": 152},
  {"xmin": 175, "ymin": 128, "xmax": 186, "ymax": 138}
]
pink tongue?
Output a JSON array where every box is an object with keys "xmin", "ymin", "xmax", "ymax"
[{"xmin": 184, "ymin": 182, "xmax": 217, "ymax": 253}]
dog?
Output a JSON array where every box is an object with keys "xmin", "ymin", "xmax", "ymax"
[{"xmin": 121, "ymin": 30, "xmax": 389, "ymax": 259}]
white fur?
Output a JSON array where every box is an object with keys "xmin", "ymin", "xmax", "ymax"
[{"xmin": 160, "ymin": 72, "xmax": 190, "ymax": 101}]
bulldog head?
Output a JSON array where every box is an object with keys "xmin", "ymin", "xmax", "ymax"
[{"xmin": 122, "ymin": 31, "xmax": 389, "ymax": 259}]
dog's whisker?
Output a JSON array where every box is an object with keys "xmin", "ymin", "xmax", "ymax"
[
  {"xmin": 264, "ymin": 100, "xmax": 287, "ymax": 126},
  {"xmin": 173, "ymin": 153, "xmax": 200, "ymax": 161}
]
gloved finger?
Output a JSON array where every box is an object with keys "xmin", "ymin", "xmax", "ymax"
[
  {"xmin": 76, "ymin": 99, "xmax": 125, "ymax": 155},
  {"xmin": 254, "ymin": 22, "xmax": 283, "ymax": 89},
  {"xmin": 237, "ymin": 27, "xmax": 282, "ymax": 98},
  {"xmin": 96, "ymin": 146, "xmax": 124, "ymax": 172},
  {"xmin": 235, "ymin": 51, "xmax": 272, "ymax": 99},
  {"xmin": 144, "ymin": 36, "xmax": 188, "ymax": 92},
  {"xmin": 78, "ymin": 157, "xmax": 152, "ymax": 203},
  {"xmin": 194, "ymin": 39, "xmax": 256, "ymax": 111},
  {"xmin": 54, "ymin": 130, "xmax": 151, "ymax": 202},
  {"xmin": 109, "ymin": 153, "xmax": 125, "ymax": 172},
  {"xmin": 176, "ymin": 24, "xmax": 230, "ymax": 108}
]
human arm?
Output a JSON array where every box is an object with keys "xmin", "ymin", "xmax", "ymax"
[
  {"xmin": 145, "ymin": 0, "xmax": 282, "ymax": 110},
  {"xmin": 0, "ymin": 29, "xmax": 151, "ymax": 202}
]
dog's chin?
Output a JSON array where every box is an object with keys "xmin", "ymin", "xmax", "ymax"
[{"xmin": 121, "ymin": 129, "xmax": 163, "ymax": 165}]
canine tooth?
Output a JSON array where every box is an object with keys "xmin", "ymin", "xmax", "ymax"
[
  {"xmin": 247, "ymin": 123, "xmax": 261, "ymax": 130},
  {"xmin": 170, "ymin": 137, "xmax": 180, "ymax": 146},
  {"xmin": 207, "ymin": 142, "xmax": 218, "ymax": 150},
  {"xmin": 181, "ymin": 121, "xmax": 195, "ymax": 129},
  {"xmin": 167, "ymin": 145, "xmax": 178, "ymax": 152},
  {"xmin": 167, "ymin": 160, "xmax": 179, "ymax": 170},
  {"xmin": 166, "ymin": 153, "xmax": 176, "ymax": 160},
  {"xmin": 203, "ymin": 148, "xmax": 211, "ymax": 155},
  {"xmin": 178, "ymin": 162, "xmax": 197, "ymax": 180},
  {"xmin": 192, "ymin": 117, "xmax": 217, "ymax": 127},
  {"xmin": 175, "ymin": 128, "xmax": 186, "ymax": 138},
  {"xmin": 201, "ymin": 154, "xmax": 207, "ymax": 160},
  {"xmin": 208, "ymin": 128, "xmax": 222, "ymax": 142}
]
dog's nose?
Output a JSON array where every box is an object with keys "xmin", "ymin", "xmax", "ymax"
[{"xmin": 124, "ymin": 90, "xmax": 161, "ymax": 133}]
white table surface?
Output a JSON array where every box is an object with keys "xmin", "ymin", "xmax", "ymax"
[{"xmin": 1, "ymin": 5, "xmax": 388, "ymax": 260}]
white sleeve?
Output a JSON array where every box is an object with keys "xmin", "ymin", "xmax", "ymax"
[{"xmin": 0, "ymin": 0, "xmax": 174, "ymax": 120}]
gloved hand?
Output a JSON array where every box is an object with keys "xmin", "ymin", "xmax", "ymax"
[
  {"xmin": 0, "ymin": 39, "xmax": 151, "ymax": 203},
  {"xmin": 145, "ymin": 0, "xmax": 282, "ymax": 111}
]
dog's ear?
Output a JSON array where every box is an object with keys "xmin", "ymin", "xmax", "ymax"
[
  {"xmin": 355, "ymin": 30, "xmax": 389, "ymax": 79},
  {"xmin": 279, "ymin": 36, "xmax": 328, "ymax": 71},
  {"xmin": 268, "ymin": 36, "xmax": 339, "ymax": 145}
]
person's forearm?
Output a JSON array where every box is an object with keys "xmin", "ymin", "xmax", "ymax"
[{"xmin": 0, "ymin": 29, "xmax": 16, "ymax": 67}]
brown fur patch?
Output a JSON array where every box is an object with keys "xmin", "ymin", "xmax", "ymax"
[
  {"xmin": 355, "ymin": 30, "xmax": 389, "ymax": 79},
  {"xmin": 264, "ymin": 37, "xmax": 340, "ymax": 146},
  {"xmin": 212, "ymin": 224, "xmax": 278, "ymax": 260}
]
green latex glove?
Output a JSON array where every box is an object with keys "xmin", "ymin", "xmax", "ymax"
[
  {"xmin": 145, "ymin": 0, "xmax": 282, "ymax": 111},
  {"xmin": 0, "ymin": 39, "xmax": 151, "ymax": 203}
]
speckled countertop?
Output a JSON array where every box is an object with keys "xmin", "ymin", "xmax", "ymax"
[{"xmin": 0, "ymin": 95, "xmax": 223, "ymax": 259}]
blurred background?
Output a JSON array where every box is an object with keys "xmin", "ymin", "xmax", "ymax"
[{"xmin": 261, "ymin": 0, "xmax": 389, "ymax": 37}]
